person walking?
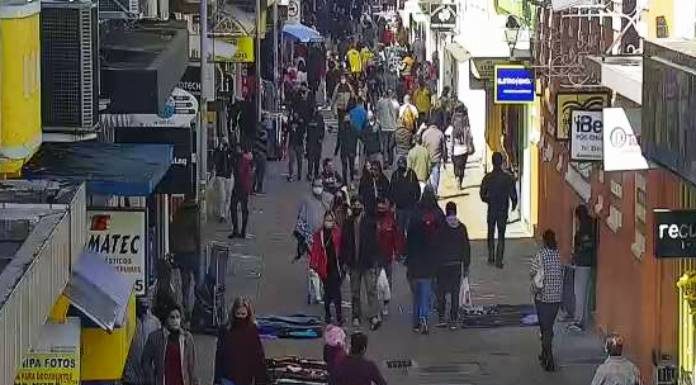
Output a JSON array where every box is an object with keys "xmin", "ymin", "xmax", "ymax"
[
  {"xmin": 394, "ymin": 123, "xmax": 413, "ymax": 163},
  {"xmin": 142, "ymin": 304, "xmax": 199, "ymax": 385},
  {"xmin": 229, "ymin": 144, "xmax": 254, "ymax": 239},
  {"xmin": 331, "ymin": 332, "xmax": 387, "ymax": 385},
  {"xmin": 294, "ymin": 179, "xmax": 334, "ymax": 260},
  {"xmin": 569, "ymin": 204, "xmax": 597, "ymax": 332},
  {"xmin": 124, "ymin": 299, "xmax": 161, "ymax": 385},
  {"xmin": 412, "ymin": 80, "xmax": 432, "ymax": 127},
  {"xmin": 332, "ymin": 74, "xmax": 355, "ymax": 125},
  {"xmin": 420, "ymin": 124, "xmax": 446, "ymax": 194},
  {"xmin": 169, "ymin": 199, "xmax": 200, "ymax": 316},
  {"xmin": 480, "ymin": 152, "xmax": 518, "ymax": 268},
  {"xmin": 358, "ymin": 160, "xmax": 390, "ymax": 214},
  {"xmin": 214, "ymin": 298, "xmax": 268, "ymax": 385},
  {"xmin": 342, "ymin": 198, "xmax": 382, "ymax": 330},
  {"xmin": 406, "ymin": 188, "xmax": 444, "ymax": 334},
  {"xmin": 346, "ymin": 44, "xmax": 362, "ymax": 76},
  {"xmin": 591, "ymin": 334, "xmax": 641, "ymax": 385},
  {"xmin": 361, "ymin": 112, "xmax": 383, "ymax": 165},
  {"xmin": 213, "ymin": 138, "xmax": 234, "ymax": 222},
  {"xmin": 389, "ymin": 156, "xmax": 420, "ymax": 237},
  {"xmin": 448, "ymin": 106, "xmax": 474, "ymax": 190},
  {"xmin": 253, "ymin": 125, "xmax": 268, "ymax": 194},
  {"xmin": 398, "ymin": 94, "xmax": 418, "ymax": 133},
  {"xmin": 287, "ymin": 114, "xmax": 306, "ymax": 182},
  {"xmin": 407, "ymin": 136, "xmax": 432, "ymax": 194},
  {"xmin": 321, "ymin": 158, "xmax": 345, "ymax": 195},
  {"xmin": 309, "ymin": 211, "xmax": 345, "ymax": 324},
  {"xmin": 375, "ymin": 89, "xmax": 399, "ymax": 166},
  {"xmin": 375, "ymin": 197, "xmax": 404, "ymax": 316},
  {"xmin": 335, "ymin": 114, "xmax": 359, "ymax": 185},
  {"xmin": 434, "ymin": 202, "xmax": 470, "ymax": 329},
  {"xmin": 306, "ymin": 108, "xmax": 326, "ymax": 181},
  {"xmin": 529, "ymin": 230, "xmax": 563, "ymax": 372}
]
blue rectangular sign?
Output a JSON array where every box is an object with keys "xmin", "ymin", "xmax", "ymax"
[{"xmin": 494, "ymin": 66, "xmax": 535, "ymax": 104}]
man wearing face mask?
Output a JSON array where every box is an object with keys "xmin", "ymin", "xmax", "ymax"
[
  {"xmin": 433, "ymin": 202, "xmax": 471, "ymax": 329},
  {"xmin": 142, "ymin": 305, "xmax": 198, "ymax": 385},
  {"xmin": 389, "ymin": 156, "xmax": 421, "ymax": 237},
  {"xmin": 332, "ymin": 73, "xmax": 354, "ymax": 125},
  {"xmin": 124, "ymin": 299, "xmax": 161, "ymax": 385},
  {"xmin": 294, "ymin": 179, "xmax": 334, "ymax": 261}
]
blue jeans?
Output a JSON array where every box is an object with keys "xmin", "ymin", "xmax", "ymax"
[
  {"xmin": 428, "ymin": 162, "xmax": 441, "ymax": 193},
  {"xmin": 410, "ymin": 278, "xmax": 433, "ymax": 326}
]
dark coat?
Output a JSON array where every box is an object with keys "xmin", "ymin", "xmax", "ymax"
[
  {"xmin": 214, "ymin": 322, "xmax": 268, "ymax": 385},
  {"xmin": 335, "ymin": 121, "xmax": 358, "ymax": 158},
  {"xmin": 406, "ymin": 206, "xmax": 444, "ymax": 279},
  {"xmin": 480, "ymin": 168, "xmax": 518, "ymax": 212},
  {"xmin": 341, "ymin": 215, "xmax": 381, "ymax": 270},
  {"xmin": 434, "ymin": 222, "xmax": 471, "ymax": 272},
  {"xmin": 389, "ymin": 170, "xmax": 420, "ymax": 209}
]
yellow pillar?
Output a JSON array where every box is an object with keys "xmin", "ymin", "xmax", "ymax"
[{"xmin": 0, "ymin": 1, "xmax": 41, "ymax": 178}]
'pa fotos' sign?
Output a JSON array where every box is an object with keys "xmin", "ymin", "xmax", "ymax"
[{"xmin": 570, "ymin": 109, "xmax": 603, "ymax": 161}]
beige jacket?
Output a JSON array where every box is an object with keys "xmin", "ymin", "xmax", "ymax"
[{"xmin": 141, "ymin": 328, "xmax": 198, "ymax": 385}]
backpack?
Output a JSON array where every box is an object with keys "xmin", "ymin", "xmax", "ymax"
[{"xmin": 401, "ymin": 106, "xmax": 416, "ymax": 132}]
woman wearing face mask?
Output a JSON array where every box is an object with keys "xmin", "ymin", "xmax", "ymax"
[
  {"xmin": 309, "ymin": 212, "xmax": 345, "ymax": 324},
  {"xmin": 142, "ymin": 304, "xmax": 199, "ymax": 385},
  {"xmin": 214, "ymin": 298, "xmax": 268, "ymax": 385}
]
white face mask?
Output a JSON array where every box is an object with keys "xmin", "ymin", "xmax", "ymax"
[
  {"xmin": 341, "ymin": 79, "xmax": 347, "ymax": 84},
  {"xmin": 167, "ymin": 311, "xmax": 182, "ymax": 331},
  {"xmin": 313, "ymin": 186, "xmax": 324, "ymax": 195}
]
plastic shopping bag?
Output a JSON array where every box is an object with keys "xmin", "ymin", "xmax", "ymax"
[
  {"xmin": 377, "ymin": 268, "xmax": 391, "ymax": 302},
  {"xmin": 308, "ymin": 268, "xmax": 323, "ymax": 304},
  {"xmin": 459, "ymin": 276, "xmax": 472, "ymax": 309}
]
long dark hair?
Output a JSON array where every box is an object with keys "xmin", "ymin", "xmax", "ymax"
[
  {"xmin": 451, "ymin": 106, "xmax": 470, "ymax": 143},
  {"xmin": 542, "ymin": 230, "xmax": 558, "ymax": 250}
]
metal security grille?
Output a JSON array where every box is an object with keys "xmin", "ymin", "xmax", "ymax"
[{"xmin": 41, "ymin": 1, "xmax": 99, "ymax": 130}]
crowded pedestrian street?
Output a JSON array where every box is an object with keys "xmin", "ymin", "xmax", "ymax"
[{"xmin": 1, "ymin": 0, "xmax": 693, "ymax": 383}]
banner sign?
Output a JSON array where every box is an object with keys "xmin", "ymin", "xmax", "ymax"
[
  {"xmin": 429, "ymin": 4, "xmax": 457, "ymax": 30},
  {"xmin": 556, "ymin": 92, "xmax": 609, "ymax": 140},
  {"xmin": 494, "ymin": 65, "xmax": 535, "ymax": 104},
  {"xmin": 287, "ymin": 0, "xmax": 300, "ymax": 24},
  {"xmin": 603, "ymin": 107, "xmax": 649, "ymax": 171},
  {"xmin": 655, "ymin": 210, "xmax": 696, "ymax": 258},
  {"xmin": 570, "ymin": 109, "xmax": 603, "ymax": 161},
  {"xmin": 86, "ymin": 210, "xmax": 147, "ymax": 295},
  {"xmin": 15, "ymin": 318, "xmax": 80, "ymax": 385},
  {"xmin": 230, "ymin": 36, "xmax": 254, "ymax": 62}
]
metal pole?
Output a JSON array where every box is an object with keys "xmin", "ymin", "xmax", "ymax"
[
  {"xmin": 199, "ymin": 0, "xmax": 210, "ymax": 270},
  {"xmin": 255, "ymin": 0, "xmax": 262, "ymax": 120},
  {"xmin": 273, "ymin": 0, "xmax": 279, "ymax": 111}
]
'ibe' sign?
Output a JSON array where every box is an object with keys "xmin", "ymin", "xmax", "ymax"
[{"xmin": 570, "ymin": 109, "xmax": 603, "ymax": 161}]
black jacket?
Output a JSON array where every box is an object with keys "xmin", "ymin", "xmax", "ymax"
[
  {"xmin": 358, "ymin": 175, "xmax": 390, "ymax": 213},
  {"xmin": 213, "ymin": 145, "xmax": 233, "ymax": 177},
  {"xmin": 480, "ymin": 168, "xmax": 518, "ymax": 212},
  {"xmin": 573, "ymin": 222, "xmax": 596, "ymax": 267},
  {"xmin": 335, "ymin": 121, "xmax": 358, "ymax": 157},
  {"xmin": 342, "ymin": 215, "xmax": 381, "ymax": 270},
  {"xmin": 361, "ymin": 124, "xmax": 382, "ymax": 155},
  {"xmin": 389, "ymin": 170, "xmax": 420, "ymax": 209},
  {"xmin": 434, "ymin": 222, "xmax": 471, "ymax": 271},
  {"xmin": 406, "ymin": 206, "xmax": 444, "ymax": 279},
  {"xmin": 306, "ymin": 115, "xmax": 325, "ymax": 156}
]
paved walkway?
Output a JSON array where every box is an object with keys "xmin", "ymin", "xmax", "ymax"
[{"xmin": 193, "ymin": 130, "xmax": 605, "ymax": 385}]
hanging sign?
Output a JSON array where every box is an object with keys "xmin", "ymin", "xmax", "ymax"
[
  {"xmin": 494, "ymin": 65, "xmax": 535, "ymax": 104},
  {"xmin": 603, "ymin": 107, "xmax": 649, "ymax": 171},
  {"xmin": 230, "ymin": 36, "xmax": 255, "ymax": 62},
  {"xmin": 15, "ymin": 318, "xmax": 81, "ymax": 385},
  {"xmin": 570, "ymin": 109, "xmax": 603, "ymax": 161},
  {"xmin": 556, "ymin": 92, "xmax": 609, "ymax": 140},
  {"xmin": 287, "ymin": 0, "xmax": 300, "ymax": 24},
  {"xmin": 654, "ymin": 209, "xmax": 696, "ymax": 258},
  {"xmin": 429, "ymin": 4, "xmax": 457, "ymax": 30},
  {"xmin": 86, "ymin": 210, "xmax": 147, "ymax": 295}
]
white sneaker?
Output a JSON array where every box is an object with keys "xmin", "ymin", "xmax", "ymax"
[{"xmin": 382, "ymin": 308, "xmax": 389, "ymax": 317}]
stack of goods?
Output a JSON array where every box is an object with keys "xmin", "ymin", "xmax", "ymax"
[
  {"xmin": 458, "ymin": 304, "xmax": 538, "ymax": 328},
  {"xmin": 266, "ymin": 357, "xmax": 329, "ymax": 385},
  {"xmin": 257, "ymin": 314, "xmax": 324, "ymax": 339}
]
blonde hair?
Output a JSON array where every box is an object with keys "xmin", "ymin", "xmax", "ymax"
[{"xmin": 230, "ymin": 296, "xmax": 255, "ymax": 326}]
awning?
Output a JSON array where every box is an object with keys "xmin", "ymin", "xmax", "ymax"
[
  {"xmin": 23, "ymin": 142, "xmax": 173, "ymax": 196},
  {"xmin": 283, "ymin": 23, "xmax": 324, "ymax": 43},
  {"xmin": 63, "ymin": 251, "xmax": 132, "ymax": 331},
  {"xmin": 588, "ymin": 56, "xmax": 642, "ymax": 104},
  {"xmin": 445, "ymin": 42, "xmax": 471, "ymax": 62}
]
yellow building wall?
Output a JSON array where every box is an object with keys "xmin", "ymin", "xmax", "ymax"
[
  {"xmin": 646, "ymin": 0, "xmax": 674, "ymax": 39},
  {"xmin": 0, "ymin": 5, "xmax": 41, "ymax": 178},
  {"xmin": 81, "ymin": 294, "xmax": 137, "ymax": 381}
]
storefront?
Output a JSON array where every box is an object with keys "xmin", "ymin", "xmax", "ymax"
[{"xmin": 22, "ymin": 141, "xmax": 173, "ymax": 384}]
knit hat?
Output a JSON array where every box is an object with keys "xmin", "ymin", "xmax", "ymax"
[{"xmin": 325, "ymin": 324, "xmax": 346, "ymax": 347}]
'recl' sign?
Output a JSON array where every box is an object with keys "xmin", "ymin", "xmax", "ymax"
[
  {"xmin": 86, "ymin": 210, "xmax": 146, "ymax": 295},
  {"xmin": 654, "ymin": 209, "xmax": 696, "ymax": 258}
]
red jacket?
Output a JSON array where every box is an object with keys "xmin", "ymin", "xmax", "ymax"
[
  {"xmin": 376, "ymin": 213, "xmax": 405, "ymax": 264},
  {"xmin": 309, "ymin": 227, "xmax": 342, "ymax": 280},
  {"xmin": 235, "ymin": 152, "xmax": 254, "ymax": 195}
]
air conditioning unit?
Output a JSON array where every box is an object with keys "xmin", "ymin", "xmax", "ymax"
[
  {"xmin": 41, "ymin": 0, "xmax": 100, "ymax": 132},
  {"xmin": 99, "ymin": 0, "xmax": 140, "ymax": 19}
]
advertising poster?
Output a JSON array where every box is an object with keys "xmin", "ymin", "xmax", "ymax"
[
  {"xmin": 86, "ymin": 209, "xmax": 147, "ymax": 295},
  {"xmin": 15, "ymin": 318, "xmax": 80, "ymax": 385},
  {"xmin": 570, "ymin": 109, "xmax": 603, "ymax": 161},
  {"xmin": 494, "ymin": 65, "xmax": 535, "ymax": 104},
  {"xmin": 556, "ymin": 92, "xmax": 609, "ymax": 140}
]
